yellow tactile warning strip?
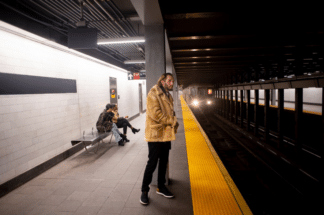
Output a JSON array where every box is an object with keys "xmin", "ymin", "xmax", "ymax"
[{"xmin": 180, "ymin": 96, "xmax": 253, "ymax": 215}]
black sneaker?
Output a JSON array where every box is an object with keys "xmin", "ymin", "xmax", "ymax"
[
  {"xmin": 140, "ymin": 191, "xmax": 149, "ymax": 205},
  {"xmin": 156, "ymin": 187, "xmax": 174, "ymax": 198},
  {"xmin": 118, "ymin": 139, "xmax": 124, "ymax": 146}
]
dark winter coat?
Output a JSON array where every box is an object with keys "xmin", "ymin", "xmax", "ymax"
[{"xmin": 96, "ymin": 110, "xmax": 113, "ymax": 133}]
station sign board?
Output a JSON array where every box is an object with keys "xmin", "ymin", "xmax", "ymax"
[{"xmin": 128, "ymin": 72, "xmax": 146, "ymax": 80}]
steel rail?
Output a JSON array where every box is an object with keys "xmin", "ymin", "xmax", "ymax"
[
  {"xmin": 80, "ymin": 1, "xmax": 140, "ymax": 60},
  {"xmin": 0, "ymin": 1, "xmax": 68, "ymax": 35},
  {"xmin": 29, "ymin": 0, "xmax": 75, "ymax": 28},
  {"xmin": 193, "ymin": 105, "xmax": 304, "ymax": 195},
  {"xmin": 44, "ymin": 0, "xmax": 127, "ymax": 63},
  {"xmin": 62, "ymin": 0, "xmax": 131, "ymax": 62},
  {"xmin": 17, "ymin": 0, "xmax": 67, "ymax": 28},
  {"xmin": 93, "ymin": 0, "xmax": 144, "ymax": 57},
  {"xmin": 85, "ymin": 0, "xmax": 122, "ymax": 36},
  {"xmin": 103, "ymin": 0, "xmax": 138, "ymax": 36}
]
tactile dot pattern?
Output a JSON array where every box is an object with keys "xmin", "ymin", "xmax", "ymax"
[{"xmin": 180, "ymin": 96, "xmax": 253, "ymax": 215}]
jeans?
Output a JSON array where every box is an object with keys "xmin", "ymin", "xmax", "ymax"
[{"xmin": 141, "ymin": 141, "xmax": 171, "ymax": 192}]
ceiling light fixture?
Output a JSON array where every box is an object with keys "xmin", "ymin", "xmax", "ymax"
[
  {"xmin": 98, "ymin": 36, "xmax": 145, "ymax": 45},
  {"xmin": 124, "ymin": 60, "xmax": 145, "ymax": 64}
]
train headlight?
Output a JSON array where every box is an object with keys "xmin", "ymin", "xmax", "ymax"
[
  {"xmin": 192, "ymin": 100, "xmax": 199, "ymax": 106},
  {"xmin": 207, "ymin": 100, "xmax": 212, "ymax": 105}
]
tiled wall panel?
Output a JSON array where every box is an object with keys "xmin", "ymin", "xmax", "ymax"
[{"xmin": 0, "ymin": 22, "xmax": 146, "ymax": 185}]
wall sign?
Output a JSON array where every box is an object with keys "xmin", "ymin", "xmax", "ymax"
[
  {"xmin": 128, "ymin": 72, "xmax": 146, "ymax": 80},
  {"xmin": 0, "ymin": 72, "xmax": 77, "ymax": 95}
]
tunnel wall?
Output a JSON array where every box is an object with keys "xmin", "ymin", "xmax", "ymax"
[{"xmin": 0, "ymin": 22, "xmax": 146, "ymax": 185}]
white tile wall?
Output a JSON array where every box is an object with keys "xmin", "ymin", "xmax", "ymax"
[{"xmin": 0, "ymin": 22, "xmax": 146, "ymax": 185}]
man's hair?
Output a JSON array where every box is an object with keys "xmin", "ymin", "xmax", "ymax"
[{"xmin": 157, "ymin": 73, "xmax": 174, "ymax": 86}]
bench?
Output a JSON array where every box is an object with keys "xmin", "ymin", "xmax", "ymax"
[{"xmin": 71, "ymin": 128, "xmax": 113, "ymax": 153}]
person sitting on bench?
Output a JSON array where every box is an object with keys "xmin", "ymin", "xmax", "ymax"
[
  {"xmin": 106, "ymin": 104, "xmax": 140, "ymax": 142},
  {"xmin": 96, "ymin": 106, "xmax": 126, "ymax": 146}
]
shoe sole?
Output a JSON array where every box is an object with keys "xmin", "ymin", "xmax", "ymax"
[
  {"xmin": 156, "ymin": 191, "xmax": 174, "ymax": 198},
  {"xmin": 140, "ymin": 199, "xmax": 148, "ymax": 205}
]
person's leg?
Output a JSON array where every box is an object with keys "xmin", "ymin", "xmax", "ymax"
[
  {"xmin": 116, "ymin": 120, "xmax": 128, "ymax": 134},
  {"xmin": 157, "ymin": 142, "xmax": 171, "ymax": 188},
  {"xmin": 141, "ymin": 142, "xmax": 161, "ymax": 192},
  {"xmin": 111, "ymin": 123, "xmax": 123, "ymax": 145},
  {"xmin": 116, "ymin": 121, "xmax": 130, "ymax": 142},
  {"xmin": 119, "ymin": 118, "xmax": 132, "ymax": 128},
  {"xmin": 156, "ymin": 141, "xmax": 174, "ymax": 198},
  {"xmin": 114, "ymin": 123, "xmax": 122, "ymax": 135},
  {"xmin": 118, "ymin": 118, "xmax": 140, "ymax": 134}
]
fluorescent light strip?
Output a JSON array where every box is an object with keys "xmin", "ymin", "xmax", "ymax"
[
  {"xmin": 98, "ymin": 36, "xmax": 145, "ymax": 45},
  {"xmin": 0, "ymin": 21, "xmax": 128, "ymax": 73},
  {"xmin": 124, "ymin": 60, "xmax": 145, "ymax": 64}
]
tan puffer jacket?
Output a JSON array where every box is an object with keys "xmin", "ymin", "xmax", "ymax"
[{"xmin": 145, "ymin": 85, "xmax": 178, "ymax": 142}]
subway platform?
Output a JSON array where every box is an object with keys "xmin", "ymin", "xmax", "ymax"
[{"xmin": 0, "ymin": 98, "xmax": 251, "ymax": 215}]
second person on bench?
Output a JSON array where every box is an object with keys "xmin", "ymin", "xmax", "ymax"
[
  {"xmin": 96, "ymin": 105, "xmax": 126, "ymax": 146},
  {"xmin": 106, "ymin": 103, "xmax": 140, "ymax": 142}
]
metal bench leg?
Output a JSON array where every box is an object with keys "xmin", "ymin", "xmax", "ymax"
[
  {"xmin": 94, "ymin": 139, "xmax": 101, "ymax": 153},
  {"xmin": 83, "ymin": 141, "xmax": 90, "ymax": 153},
  {"xmin": 83, "ymin": 141, "xmax": 99, "ymax": 154},
  {"xmin": 109, "ymin": 133, "xmax": 113, "ymax": 144}
]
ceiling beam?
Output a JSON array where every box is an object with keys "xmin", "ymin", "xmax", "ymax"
[
  {"xmin": 175, "ymin": 65, "xmax": 249, "ymax": 69},
  {"xmin": 173, "ymin": 54, "xmax": 275, "ymax": 61},
  {"xmin": 171, "ymin": 47, "xmax": 279, "ymax": 53},
  {"xmin": 163, "ymin": 12, "xmax": 226, "ymax": 20},
  {"xmin": 174, "ymin": 60, "xmax": 256, "ymax": 65},
  {"xmin": 169, "ymin": 34, "xmax": 259, "ymax": 41}
]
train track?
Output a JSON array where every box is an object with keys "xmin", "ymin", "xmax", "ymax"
[{"xmin": 189, "ymin": 105, "xmax": 320, "ymax": 215}]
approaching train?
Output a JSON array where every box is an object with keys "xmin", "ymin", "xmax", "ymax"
[
  {"xmin": 182, "ymin": 85, "xmax": 215, "ymax": 108},
  {"xmin": 182, "ymin": 85, "xmax": 322, "ymax": 115}
]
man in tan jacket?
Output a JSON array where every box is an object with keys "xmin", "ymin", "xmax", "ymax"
[{"xmin": 140, "ymin": 73, "xmax": 179, "ymax": 205}]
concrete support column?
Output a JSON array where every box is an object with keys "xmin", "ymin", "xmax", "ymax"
[
  {"xmin": 254, "ymin": 89, "xmax": 259, "ymax": 136},
  {"xmin": 246, "ymin": 90, "xmax": 251, "ymax": 131},
  {"xmin": 295, "ymin": 88, "xmax": 303, "ymax": 161},
  {"xmin": 278, "ymin": 89, "xmax": 284, "ymax": 149},
  {"xmin": 145, "ymin": 24, "xmax": 169, "ymax": 186},
  {"xmin": 145, "ymin": 24, "xmax": 165, "ymax": 95}
]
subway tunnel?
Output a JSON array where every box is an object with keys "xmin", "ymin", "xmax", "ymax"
[{"xmin": 0, "ymin": 0, "xmax": 323, "ymax": 214}]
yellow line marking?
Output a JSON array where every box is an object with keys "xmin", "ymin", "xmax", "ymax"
[{"xmin": 181, "ymin": 96, "xmax": 253, "ymax": 215}]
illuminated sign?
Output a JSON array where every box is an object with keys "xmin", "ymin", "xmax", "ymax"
[
  {"xmin": 208, "ymin": 89, "xmax": 212, "ymax": 95},
  {"xmin": 128, "ymin": 72, "xmax": 146, "ymax": 80},
  {"xmin": 133, "ymin": 72, "xmax": 140, "ymax": 79}
]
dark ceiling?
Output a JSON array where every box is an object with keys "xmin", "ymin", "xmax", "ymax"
[
  {"xmin": 0, "ymin": 0, "xmax": 144, "ymax": 72},
  {"xmin": 158, "ymin": 1, "xmax": 324, "ymax": 87},
  {"xmin": 0, "ymin": 0, "xmax": 323, "ymax": 88}
]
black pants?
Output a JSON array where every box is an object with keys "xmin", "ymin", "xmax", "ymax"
[
  {"xmin": 141, "ymin": 141, "xmax": 171, "ymax": 192},
  {"xmin": 116, "ymin": 118, "xmax": 131, "ymax": 134}
]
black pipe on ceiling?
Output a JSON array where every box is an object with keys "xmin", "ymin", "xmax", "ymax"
[{"xmin": 0, "ymin": 1, "xmax": 68, "ymax": 35}]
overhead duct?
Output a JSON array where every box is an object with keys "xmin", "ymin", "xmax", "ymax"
[{"xmin": 67, "ymin": 0, "xmax": 98, "ymax": 49}]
